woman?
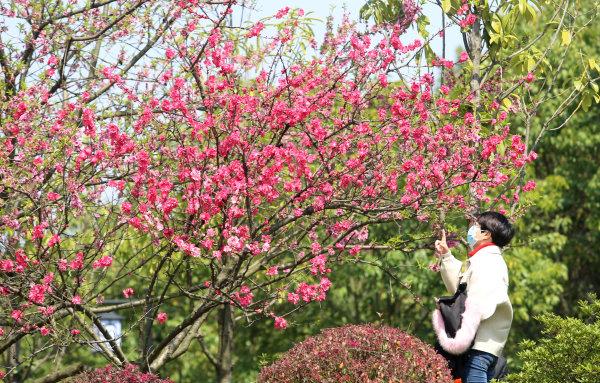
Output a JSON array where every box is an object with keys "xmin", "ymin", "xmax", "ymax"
[{"xmin": 432, "ymin": 212, "xmax": 514, "ymax": 383}]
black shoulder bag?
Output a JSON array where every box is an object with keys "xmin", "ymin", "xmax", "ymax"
[{"xmin": 434, "ymin": 282, "xmax": 509, "ymax": 380}]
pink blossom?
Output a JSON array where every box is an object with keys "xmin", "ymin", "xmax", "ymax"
[
  {"xmin": 43, "ymin": 273, "xmax": 54, "ymax": 284},
  {"xmin": 0, "ymin": 260, "xmax": 14, "ymax": 272},
  {"xmin": 266, "ymin": 266, "xmax": 279, "ymax": 276},
  {"xmin": 71, "ymin": 329, "xmax": 81, "ymax": 336},
  {"xmin": 71, "ymin": 295, "xmax": 82, "ymax": 305},
  {"xmin": 39, "ymin": 326, "xmax": 51, "ymax": 336},
  {"xmin": 58, "ymin": 259, "xmax": 68, "ymax": 271},
  {"xmin": 232, "ymin": 285, "xmax": 254, "ymax": 308},
  {"xmin": 15, "ymin": 249, "xmax": 28, "ymax": 270},
  {"xmin": 274, "ymin": 316, "xmax": 288, "ymax": 330},
  {"xmin": 287, "ymin": 293, "xmax": 300, "ymax": 305},
  {"xmin": 165, "ymin": 48, "xmax": 176, "ymax": 60},
  {"xmin": 92, "ymin": 255, "xmax": 113, "ymax": 269},
  {"xmin": 82, "ymin": 108, "xmax": 96, "ymax": 137},
  {"xmin": 460, "ymin": 13, "xmax": 478, "ymax": 28},
  {"xmin": 156, "ymin": 312, "xmax": 168, "ymax": 324},
  {"xmin": 47, "ymin": 192, "xmax": 60, "ymax": 201},
  {"xmin": 39, "ymin": 306, "xmax": 55, "ymax": 316},
  {"xmin": 47, "ymin": 55, "xmax": 59, "ymax": 66},
  {"xmin": 29, "ymin": 284, "xmax": 48, "ymax": 304},
  {"xmin": 70, "ymin": 252, "xmax": 84, "ymax": 270},
  {"xmin": 47, "ymin": 234, "xmax": 61, "ymax": 248},
  {"xmin": 123, "ymin": 288, "xmax": 135, "ymax": 298},
  {"xmin": 11, "ymin": 310, "xmax": 23, "ymax": 323},
  {"xmin": 525, "ymin": 72, "xmax": 535, "ymax": 83},
  {"xmin": 275, "ymin": 6, "xmax": 290, "ymax": 19},
  {"xmin": 310, "ymin": 254, "xmax": 327, "ymax": 275},
  {"xmin": 32, "ymin": 222, "xmax": 48, "ymax": 240},
  {"xmin": 319, "ymin": 277, "xmax": 332, "ymax": 291},
  {"xmin": 121, "ymin": 202, "xmax": 132, "ymax": 214},
  {"xmin": 458, "ymin": 51, "xmax": 469, "ymax": 63},
  {"xmin": 246, "ymin": 21, "xmax": 265, "ymax": 38},
  {"xmin": 523, "ymin": 180, "xmax": 537, "ymax": 192}
]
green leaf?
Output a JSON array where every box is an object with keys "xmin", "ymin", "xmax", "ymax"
[
  {"xmin": 492, "ymin": 17, "xmax": 502, "ymax": 34},
  {"xmin": 527, "ymin": 56, "xmax": 536, "ymax": 71},
  {"xmin": 582, "ymin": 92, "xmax": 592, "ymax": 111},
  {"xmin": 424, "ymin": 44, "xmax": 436, "ymax": 65},
  {"xmin": 417, "ymin": 15, "xmax": 430, "ymax": 39},
  {"xmin": 519, "ymin": 0, "xmax": 527, "ymax": 14},
  {"xmin": 526, "ymin": 4, "xmax": 538, "ymax": 21},
  {"xmin": 442, "ymin": 0, "xmax": 451, "ymax": 13},
  {"xmin": 588, "ymin": 58, "xmax": 600, "ymax": 72},
  {"xmin": 561, "ymin": 30, "xmax": 572, "ymax": 46}
]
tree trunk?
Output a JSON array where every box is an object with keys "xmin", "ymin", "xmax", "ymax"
[{"xmin": 215, "ymin": 303, "xmax": 234, "ymax": 383}]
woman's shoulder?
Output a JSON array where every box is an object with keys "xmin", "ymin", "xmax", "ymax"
[{"xmin": 470, "ymin": 247, "xmax": 508, "ymax": 273}]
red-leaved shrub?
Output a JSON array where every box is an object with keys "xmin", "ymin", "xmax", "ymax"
[
  {"xmin": 71, "ymin": 364, "xmax": 172, "ymax": 383},
  {"xmin": 258, "ymin": 324, "xmax": 452, "ymax": 383}
]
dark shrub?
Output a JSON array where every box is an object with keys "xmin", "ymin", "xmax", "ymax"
[{"xmin": 258, "ymin": 324, "xmax": 452, "ymax": 383}]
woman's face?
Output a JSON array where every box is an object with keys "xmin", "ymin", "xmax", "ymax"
[{"xmin": 468, "ymin": 221, "xmax": 491, "ymax": 246}]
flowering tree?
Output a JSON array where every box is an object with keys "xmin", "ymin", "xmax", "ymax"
[{"xmin": 0, "ymin": 0, "xmax": 591, "ymax": 381}]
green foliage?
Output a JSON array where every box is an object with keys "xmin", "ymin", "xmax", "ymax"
[
  {"xmin": 513, "ymin": 0, "xmax": 600, "ymax": 311},
  {"xmin": 359, "ymin": 0, "xmax": 408, "ymax": 25},
  {"xmin": 508, "ymin": 250, "xmax": 566, "ymax": 324},
  {"xmin": 505, "ymin": 294, "xmax": 600, "ymax": 383}
]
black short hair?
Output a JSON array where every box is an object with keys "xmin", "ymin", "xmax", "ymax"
[{"xmin": 476, "ymin": 211, "xmax": 515, "ymax": 248}]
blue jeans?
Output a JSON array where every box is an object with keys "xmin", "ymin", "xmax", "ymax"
[{"xmin": 462, "ymin": 350, "xmax": 498, "ymax": 383}]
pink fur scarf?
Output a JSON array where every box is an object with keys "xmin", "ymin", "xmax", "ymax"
[{"xmin": 432, "ymin": 298, "xmax": 482, "ymax": 355}]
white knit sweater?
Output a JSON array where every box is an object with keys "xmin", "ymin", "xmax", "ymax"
[{"xmin": 434, "ymin": 244, "xmax": 513, "ymax": 357}]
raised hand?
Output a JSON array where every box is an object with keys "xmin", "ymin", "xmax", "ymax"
[{"xmin": 434, "ymin": 229, "xmax": 449, "ymax": 256}]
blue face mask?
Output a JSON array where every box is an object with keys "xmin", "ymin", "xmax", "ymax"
[{"xmin": 467, "ymin": 225, "xmax": 480, "ymax": 249}]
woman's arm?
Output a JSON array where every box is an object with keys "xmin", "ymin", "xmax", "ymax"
[
  {"xmin": 435, "ymin": 230, "xmax": 463, "ymax": 294},
  {"xmin": 440, "ymin": 251, "xmax": 463, "ymax": 294}
]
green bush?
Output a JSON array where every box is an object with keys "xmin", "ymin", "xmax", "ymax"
[{"xmin": 505, "ymin": 294, "xmax": 600, "ymax": 383}]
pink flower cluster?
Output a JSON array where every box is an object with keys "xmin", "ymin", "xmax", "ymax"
[
  {"xmin": 92, "ymin": 255, "xmax": 113, "ymax": 269},
  {"xmin": 246, "ymin": 21, "xmax": 265, "ymax": 38},
  {"xmin": 28, "ymin": 283, "xmax": 50, "ymax": 304},
  {"xmin": 288, "ymin": 277, "xmax": 332, "ymax": 305},
  {"xmin": 232, "ymin": 285, "xmax": 254, "ymax": 308}
]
